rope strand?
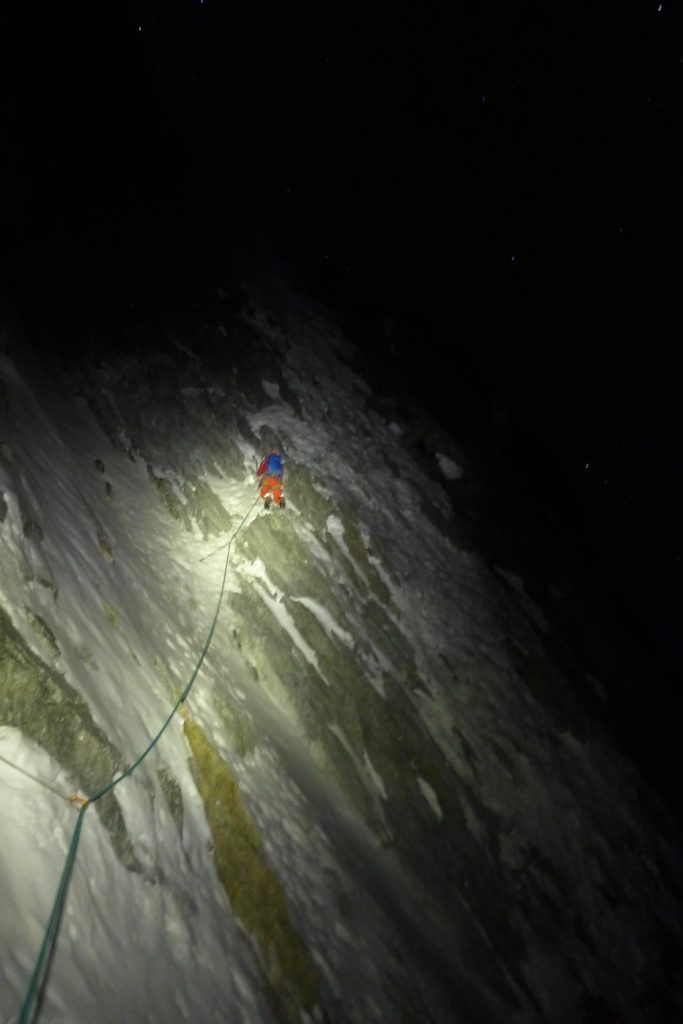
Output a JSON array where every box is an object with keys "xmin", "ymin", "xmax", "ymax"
[{"xmin": 17, "ymin": 493, "xmax": 259, "ymax": 1024}]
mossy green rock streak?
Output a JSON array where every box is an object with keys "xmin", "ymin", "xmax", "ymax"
[
  {"xmin": 0, "ymin": 605, "xmax": 140, "ymax": 871},
  {"xmin": 184, "ymin": 718, "xmax": 324, "ymax": 1024}
]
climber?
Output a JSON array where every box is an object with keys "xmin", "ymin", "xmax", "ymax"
[{"xmin": 257, "ymin": 450, "xmax": 286, "ymax": 510}]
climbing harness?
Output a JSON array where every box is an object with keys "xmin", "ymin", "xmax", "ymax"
[{"xmin": 17, "ymin": 493, "xmax": 260, "ymax": 1024}]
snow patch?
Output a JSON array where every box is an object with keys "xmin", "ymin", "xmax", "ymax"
[
  {"xmin": 290, "ymin": 596, "xmax": 354, "ymax": 647},
  {"xmin": 416, "ymin": 776, "xmax": 443, "ymax": 821},
  {"xmin": 243, "ymin": 564, "xmax": 326, "ymax": 681},
  {"xmin": 262, "ymin": 380, "xmax": 281, "ymax": 401},
  {"xmin": 435, "ymin": 452, "xmax": 464, "ymax": 480},
  {"xmin": 255, "ymin": 584, "xmax": 322, "ymax": 674},
  {"xmin": 363, "ymin": 750, "xmax": 387, "ymax": 800},
  {"xmin": 587, "ymin": 674, "xmax": 608, "ymax": 702},
  {"xmin": 325, "ymin": 514, "xmax": 346, "ymax": 547}
]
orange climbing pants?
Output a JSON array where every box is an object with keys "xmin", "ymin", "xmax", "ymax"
[{"xmin": 259, "ymin": 474, "xmax": 283, "ymax": 506}]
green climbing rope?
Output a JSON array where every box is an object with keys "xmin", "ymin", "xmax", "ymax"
[{"xmin": 18, "ymin": 493, "xmax": 260, "ymax": 1024}]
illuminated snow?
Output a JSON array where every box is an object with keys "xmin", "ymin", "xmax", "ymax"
[{"xmin": 1, "ymin": 282, "xmax": 682, "ymax": 1024}]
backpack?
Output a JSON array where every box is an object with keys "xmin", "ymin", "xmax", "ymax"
[{"xmin": 265, "ymin": 453, "xmax": 283, "ymax": 477}]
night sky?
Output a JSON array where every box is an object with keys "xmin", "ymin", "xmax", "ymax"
[{"xmin": 1, "ymin": 0, "xmax": 681, "ymax": 682}]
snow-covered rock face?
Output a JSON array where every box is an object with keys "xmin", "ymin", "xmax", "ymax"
[{"xmin": 1, "ymin": 293, "xmax": 682, "ymax": 1024}]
